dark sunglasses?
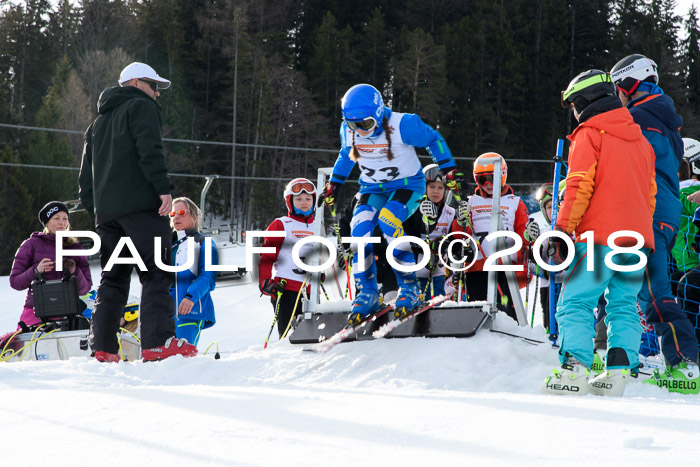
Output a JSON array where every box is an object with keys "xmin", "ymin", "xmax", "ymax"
[
  {"xmin": 345, "ymin": 117, "xmax": 377, "ymax": 132},
  {"xmin": 142, "ymin": 79, "xmax": 160, "ymax": 93},
  {"xmin": 289, "ymin": 181, "xmax": 315, "ymax": 195},
  {"xmin": 476, "ymin": 174, "xmax": 494, "ymax": 186},
  {"xmin": 169, "ymin": 209, "xmax": 189, "ymax": 217}
]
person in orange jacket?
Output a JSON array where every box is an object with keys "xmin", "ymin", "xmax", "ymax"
[{"xmin": 542, "ymin": 70, "xmax": 656, "ymax": 397}]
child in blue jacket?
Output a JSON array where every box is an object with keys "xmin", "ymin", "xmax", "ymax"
[{"xmin": 170, "ymin": 197, "xmax": 218, "ymax": 346}]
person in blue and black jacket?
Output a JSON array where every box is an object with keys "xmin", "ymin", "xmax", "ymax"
[
  {"xmin": 170, "ymin": 197, "xmax": 218, "ymax": 346},
  {"xmin": 611, "ymin": 54, "xmax": 700, "ymax": 392}
]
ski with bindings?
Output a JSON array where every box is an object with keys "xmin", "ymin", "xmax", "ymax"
[
  {"xmin": 372, "ymin": 295, "xmax": 450, "ymax": 339},
  {"xmin": 307, "ymin": 301, "xmax": 396, "ymax": 353}
]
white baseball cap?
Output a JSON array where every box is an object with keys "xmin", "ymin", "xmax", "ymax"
[{"xmin": 118, "ymin": 62, "xmax": 171, "ymax": 89}]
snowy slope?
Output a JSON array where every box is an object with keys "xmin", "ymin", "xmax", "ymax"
[{"xmin": 1, "ymin": 246, "xmax": 699, "ymax": 466}]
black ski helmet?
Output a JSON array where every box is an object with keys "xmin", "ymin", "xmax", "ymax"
[
  {"xmin": 610, "ymin": 54, "xmax": 658, "ymax": 96},
  {"xmin": 561, "ymin": 69, "xmax": 616, "ymax": 114}
]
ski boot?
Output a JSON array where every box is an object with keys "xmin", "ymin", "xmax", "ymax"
[
  {"xmin": 541, "ymin": 355, "xmax": 589, "ymax": 395},
  {"xmin": 589, "ymin": 369, "xmax": 630, "ymax": 397},
  {"xmin": 643, "ymin": 359, "xmax": 700, "ymax": 395},
  {"xmin": 588, "ymin": 348, "xmax": 633, "ymax": 397},
  {"xmin": 591, "ymin": 350, "xmax": 606, "ymax": 377},
  {"xmin": 348, "ymin": 263, "xmax": 380, "ymax": 325},
  {"xmin": 394, "ymin": 276, "xmax": 421, "ymax": 319}
]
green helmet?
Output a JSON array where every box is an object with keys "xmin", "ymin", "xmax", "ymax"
[{"xmin": 561, "ymin": 70, "xmax": 616, "ymax": 113}]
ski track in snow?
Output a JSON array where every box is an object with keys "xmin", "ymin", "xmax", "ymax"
[{"xmin": 1, "ymin": 257, "xmax": 699, "ymax": 465}]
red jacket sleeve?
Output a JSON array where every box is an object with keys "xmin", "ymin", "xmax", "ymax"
[{"xmin": 258, "ymin": 219, "xmax": 285, "ymax": 285}]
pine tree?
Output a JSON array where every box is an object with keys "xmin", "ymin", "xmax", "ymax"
[
  {"xmin": 394, "ymin": 27, "xmax": 448, "ymax": 126},
  {"xmin": 21, "ymin": 56, "xmax": 81, "ymax": 213},
  {"xmin": 682, "ymin": 5, "xmax": 700, "ymax": 134},
  {"xmin": 307, "ymin": 12, "xmax": 358, "ymax": 127},
  {"xmin": 359, "ymin": 8, "xmax": 391, "ymax": 88},
  {"xmin": 0, "ymin": 145, "xmax": 35, "ymax": 275}
]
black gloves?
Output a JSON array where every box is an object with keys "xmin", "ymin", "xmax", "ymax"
[{"xmin": 260, "ymin": 278, "xmax": 286, "ymax": 297}]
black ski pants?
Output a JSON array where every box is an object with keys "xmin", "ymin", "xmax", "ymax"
[
  {"xmin": 271, "ymin": 290, "xmax": 303, "ymax": 338},
  {"xmin": 90, "ymin": 210, "xmax": 175, "ymax": 353}
]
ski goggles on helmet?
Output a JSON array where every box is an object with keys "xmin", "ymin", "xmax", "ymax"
[
  {"xmin": 424, "ymin": 166, "xmax": 446, "ymax": 184},
  {"xmin": 345, "ymin": 116, "xmax": 378, "ymax": 132},
  {"xmin": 475, "ymin": 174, "xmax": 494, "ymax": 186},
  {"xmin": 169, "ymin": 209, "xmax": 189, "ymax": 217},
  {"xmin": 288, "ymin": 181, "xmax": 315, "ymax": 195},
  {"xmin": 535, "ymin": 183, "xmax": 554, "ymax": 202}
]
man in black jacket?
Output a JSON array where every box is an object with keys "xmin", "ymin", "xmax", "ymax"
[{"xmin": 79, "ymin": 62, "xmax": 197, "ymax": 362}]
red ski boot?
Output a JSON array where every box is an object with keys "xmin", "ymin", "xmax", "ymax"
[
  {"xmin": 95, "ymin": 351, "xmax": 120, "ymax": 363},
  {"xmin": 142, "ymin": 337, "xmax": 198, "ymax": 362}
]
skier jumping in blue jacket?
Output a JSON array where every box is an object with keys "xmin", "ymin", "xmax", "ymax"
[{"xmin": 318, "ymin": 83, "xmax": 463, "ymax": 324}]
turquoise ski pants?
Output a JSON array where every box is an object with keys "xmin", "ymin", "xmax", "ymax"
[{"xmin": 557, "ymin": 243, "xmax": 649, "ymax": 369}]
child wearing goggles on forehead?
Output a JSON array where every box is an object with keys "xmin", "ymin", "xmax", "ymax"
[
  {"xmin": 258, "ymin": 178, "xmax": 317, "ymax": 338},
  {"xmin": 318, "ymin": 83, "xmax": 463, "ymax": 323},
  {"xmin": 169, "ymin": 197, "xmax": 218, "ymax": 346},
  {"xmin": 463, "ymin": 152, "xmax": 530, "ymax": 322}
]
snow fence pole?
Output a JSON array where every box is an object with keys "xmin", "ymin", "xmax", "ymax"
[{"xmin": 549, "ymin": 139, "xmax": 564, "ymax": 344}]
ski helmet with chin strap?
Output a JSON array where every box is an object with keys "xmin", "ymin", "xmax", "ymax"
[
  {"xmin": 284, "ymin": 178, "xmax": 316, "ymax": 217},
  {"xmin": 610, "ymin": 54, "xmax": 658, "ymax": 96},
  {"xmin": 683, "ymin": 138, "xmax": 700, "ymax": 176}
]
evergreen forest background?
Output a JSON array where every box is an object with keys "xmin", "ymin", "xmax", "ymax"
[{"xmin": 1, "ymin": 0, "xmax": 699, "ymax": 273}]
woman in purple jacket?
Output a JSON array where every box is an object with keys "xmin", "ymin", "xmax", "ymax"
[{"xmin": 9, "ymin": 201, "xmax": 92, "ymax": 329}]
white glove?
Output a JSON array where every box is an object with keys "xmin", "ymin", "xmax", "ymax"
[
  {"xmin": 525, "ymin": 219, "xmax": 540, "ymax": 242},
  {"xmin": 456, "ymin": 201, "xmax": 471, "ymax": 226},
  {"xmin": 419, "ymin": 199, "xmax": 438, "ymax": 219}
]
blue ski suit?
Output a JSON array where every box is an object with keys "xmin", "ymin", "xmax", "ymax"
[{"xmin": 330, "ymin": 108, "xmax": 455, "ymax": 293}]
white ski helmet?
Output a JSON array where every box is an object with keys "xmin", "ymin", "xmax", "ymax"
[
  {"xmin": 610, "ymin": 54, "xmax": 658, "ymax": 96},
  {"xmin": 683, "ymin": 138, "xmax": 700, "ymax": 175},
  {"xmin": 283, "ymin": 178, "xmax": 317, "ymax": 216}
]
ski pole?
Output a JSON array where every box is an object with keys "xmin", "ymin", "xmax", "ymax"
[
  {"xmin": 525, "ymin": 244, "xmax": 532, "ymax": 324},
  {"xmin": 281, "ymin": 274, "xmax": 311, "ymax": 339},
  {"xmin": 531, "ymin": 265, "xmax": 541, "ymax": 328},
  {"xmin": 549, "ymin": 139, "xmax": 564, "ymax": 344},
  {"xmin": 330, "ymin": 205, "xmax": 353, "ymax": 300},
  {"xmin": 320, "ymin": 281, "xmax": 330, "ymax": 301},
  {"xmin": 457, "ymin": 270, "xmax": 463, "ymax": 302},
  {"xmin": 263, "ymin": 279, "xmax": 287, "ymax": 349}
]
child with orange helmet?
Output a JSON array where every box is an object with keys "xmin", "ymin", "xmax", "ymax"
[{"xmin": 464, "ymin": 153, "xmax": 530, "ymax": 321}]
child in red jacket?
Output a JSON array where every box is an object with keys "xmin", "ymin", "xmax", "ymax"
[{"xmin": 258, "ymin": 179, "xmax": 316, "ymax": 338}]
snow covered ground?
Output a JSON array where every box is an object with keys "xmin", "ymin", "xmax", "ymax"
[{"xmin": 2, "ymin": 244, "xmax": 700, "ymax": 466}]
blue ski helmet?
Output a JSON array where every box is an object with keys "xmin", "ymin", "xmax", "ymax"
[{"xmin": 341, "ymin": 84, "xmax": 384, "ymax": 125}]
